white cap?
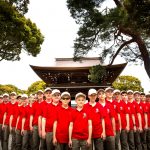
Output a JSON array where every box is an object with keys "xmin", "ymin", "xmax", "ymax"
[
  {"xmin": 44, "ymin": 87, "xmax": 52, "ymax": 93},
  {"xmin": 105, "ymin": 87, "xmax": 114, "ymax": 92},
  {"xmin": 0, "ymin": 95, "xmax": 3, "ymax": 98},
  {"xmin": 75, "ymin": 92, "xmax": 86, "ymax": 99},
  {"xmin": 113, "ymin": 89, "xmax": 121, "ymax": 94},
  {"xmin": 146, "ymin": 93, "xmax": 150, "ymax": 97},
  {"xmin": 88, "ymin": 89, "xmax": 97, "ymax": 95},
  {"xmin": 133, "ymin": 91, "xmax": 140, "ymax": 95},
  {"xmin": 21, "ymin": 94, "xmax": 28, "ymax": 99},
  {"xmin": 37, "ymin": 90, "xmax": 44, "ymax": 94},
  {"xmin": 10, "ymin": 92, "xmax": 17, "ymax": 96},
  {"xmin": 3, "ymin": 93, "xmax": 9, "ymax": 97},
  {"xmin": 127, "ymin": 90, "xmax": 133, "ymax": 94},
  {"xmin": 61, "ymin": 92, "xmax": 71, "ymax": 97},
  {"xmin": 52, "ymin": 89, "xmax": 61, "ymax": 95}
]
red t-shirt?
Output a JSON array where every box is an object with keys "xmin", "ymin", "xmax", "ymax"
[
  {"xmin": 5, "ymin": 102, "xmax": 13, "ymax": 125},
  {"xmin": 16, "ymin": 106, "xmax": 25, "ymax": 130},
  {"xmin": 23, "ymin": 105, "xmax": 31, "ymax": 131},
  {"xmin": 43, "ymin": 103, "xmax": 59, "ymax": 132},
  {"xmin": 71, "ymin": 107, "xmax": 92, "ymax": 140},
  {"xmin": 55, "ymin": 105, "xmax": 73, "ymax": 143},
  {"xmin": 11, "ymin": 102, "xmax": 19, "ymax": 128},
  {"xmin": 148, "ymin": 103, "xmax": 150, "ymax": 127},
  {"xmin": 99, "ymin": 102, "xmax": 115, "ymax": 136},
  {"xmin": 0, "ymin": 102, "xmax": 7, "ymax": 124},
  {"xmin": 84, "ymin": 102, "xmax": 104, "ymax": 138},
  {"xmin": 31, "ymin": 101, "xmax": 45, "ymax": 126}
]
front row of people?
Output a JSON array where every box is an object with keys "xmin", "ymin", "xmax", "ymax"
[{"xmin": 0, "ymin": 87, "xmax": 150, "ymax": 150}]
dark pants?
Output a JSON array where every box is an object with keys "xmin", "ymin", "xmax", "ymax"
[
  {"xmin": 15, "ymin": 129, "xmax": 22, "ymax": 150},
  {"xmin": 11, "ymin": 127, "xmax": 16, "ymax": 150},
  {"xmin": 40, "ymin": 138, "xmax": 47, "ymax": 150},
  {"xmin": 2, "ymin": 125, "xmax": 10, "ymax": 150},
  {"xmin": 32, "ymin": 125, "xmax": 40, "ymax": 150},
  {"xmin": 0, "ymin": 124, "xmax": 3, "ymax": 149},
  {"xmin": 104, "ymin": 136, "xmax": 115, "ymax": 150},
  {"xmin": 134, "ymin": 130, "xmax": 142, "ymax": 150},
  {"xmin": 22, "ymin": 130, "xmax": 31, "ymax": 150},
  {"xmin": 92, "ymin": 137, "xmax": 104, "ymax": 150},
  {"xmin": 46, "ymin": 132, "xmax": 54, "ymax": 150},
  {"xmin": 55, "ymin": 143, "xmax": 69, "ymax": 150},
  {"xmin": 147, "ymin": 129, "xmax": 150, "ymax": 150},
  {"xmin": 115, "ymin": 130, "xmax": 120, "ymax": 150},
  {"xmin": 140, "ymin": 129, "xmax": 147, "ymax": 150},
  {"xmin": 72, "ymin": 139, "xmax": 90, "ymax": 150},
  {"xmin": 120, "ymin": 129, "xmax": 128, "ymax": 150},
  {"xmin": 127, "ymin": 130, "xmax": 135, "ymax": 150}
]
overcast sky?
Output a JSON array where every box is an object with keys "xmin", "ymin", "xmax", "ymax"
[{"xmin": 0, "ymin": 0, "xmax": 150, "ymax": 92}]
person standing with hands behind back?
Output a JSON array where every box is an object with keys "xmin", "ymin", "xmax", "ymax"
[{"xmin": 68, "ymin": 92, "xmax": 92, "ymax": 150}]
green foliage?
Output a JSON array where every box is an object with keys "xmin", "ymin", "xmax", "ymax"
[
  {"xmin": 0, "ymin": 84, "xmax": 24, "ymax": 95},
  {"xmin": 88, "ymin": 64, "xmax": 106, "ymax": 83},
  {"xmin": 112, "ymin": 75, "xmax": 143, "ymax": 91},
  {"xmin": 27, "ymin": 81, "xmax": 46, "ymax": 95},
  {"xmin": 0, "ymin": 1, "xmax": 44, "ymax": 61}
]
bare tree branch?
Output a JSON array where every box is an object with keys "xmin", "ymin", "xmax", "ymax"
[{"xmin": 109, "ymin": 38, "xmax": 135, "ymax": 65}]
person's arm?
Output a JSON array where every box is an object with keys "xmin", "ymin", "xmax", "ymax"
[
  {"xmin": 30, "ymin": 115, "xmax": 33, "ymax": 131},
  {"xmin": 137, "ymin": 113, "xmax": 142, "ymax": 132},
  {"xmin": 87, "ymin": 119, "xmax": 92, "ymax": 146},
  {"xmin": 118, "ymin": 113, "xmax": 122, "ymax": 131},
  {"xmin": 21, "ymin": 117, "xmax": 26, "ymax": 135},
  {"xmin": 144, "ymin": 113, "xmax": 148, "ymax": 129},
  {"xmin": 2, "ymin": 112, "xmax": 7, "ymax": 129},
  {"xmin": 38, "ymin": 115, "xmax": 42, "ymax": 137},
  {"xmin": 68, "ymin": 122, "xmax": 73, "ymax": 148},
  {"xmin": 53, "ymin": 121, "xmax": 57, "ymax": 146},
  {"xmin": 41, "ymin": 117, "xmax": 46, "ymax": 139},
  {"xmin": 101, "ymin": 118, "xmax": 106, "ymax": 139},
  {"xmin": 126, "ymin": 114, "xmax": 130, "ymax": 131},
  {"xmin": 132, "ymin": 114, "xmax": 136, "ymax": 131},
  {"xmin": 15, "ymin": 116, "xmax": 20, "ymax": 131},
  {"xmin": 111, "ymin": 117, "xmax": 116, "ymax": 136},
  {"xmin": 9, "ymin": 115, "xmax": 13, "ymax": 132}
]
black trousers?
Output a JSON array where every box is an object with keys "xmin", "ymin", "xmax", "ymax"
[{"xmin": 120, "ymin": 129, "xmax": 128, "ymax": 150}]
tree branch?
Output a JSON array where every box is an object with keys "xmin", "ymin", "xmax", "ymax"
[{"xmin": 109, "ymin": 38, "xmax": 135, "ymax": 65}]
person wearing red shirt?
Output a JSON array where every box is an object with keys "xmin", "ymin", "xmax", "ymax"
[
  {"xmin": 15, "ymin": 94, "xmax": 26, "ymax": 150},
  {"xmin": 98, "ymin": 88, "xmax": 115, "ymax": 150},
  {"xmin": 85, "ymin": 89, "xmax": 105, "ymax": 150},
  {"xmin": 146, "ymin": 93, "xmax": 150, "ymax": 150},
  {"xmin": 53, "ymin": 91, "xmax": 72, "ymax": 150},
  {"xmin": 0, "ymin": 95, "xmax": 4, "ymax": 149},
  {"xmin": 140, "ymin": 92, "xmax": 148, "ymax": 150},
  {"xmin": 30, "ymin": 89, "xmax": 45, "ymax": 150},
  {"xmin": 118, "ymin": 91, "xmax": 129, "ymax": 150},
  {"xmin": 42, "ymin": 89, "xmax": 60, "ymax": 150},
  {"xmin": 69, "ymin": 92, "xmax": 92, "ymax": 150},
  {"xmin": 9, "ymin": 92, "xmax": 18, "ymax": 150},
  {"xmin": 127, "ymin": 90, "xmax": 136, "ymax": 150}
]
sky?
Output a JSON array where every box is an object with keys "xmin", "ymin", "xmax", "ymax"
[{"xmin": 0, "ymin": 0, "xmax": 150, "ymax": 92}]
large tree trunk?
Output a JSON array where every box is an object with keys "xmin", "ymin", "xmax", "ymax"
[{"xmin": 136, "ymin": 35, "xmax": 150, "ymax": 79}]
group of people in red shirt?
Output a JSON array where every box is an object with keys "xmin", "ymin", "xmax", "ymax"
[{"xmin": 0, "ymin": 87, "xmax": 150, "ymax": 150}]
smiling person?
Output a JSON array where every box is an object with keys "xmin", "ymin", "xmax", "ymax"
[
  {"xmin": 53, "ymin": 91, "xmax": 72, "ymax": 150},
  {"xmin": 68, "ymin": 92, "xmax": 92, "ymax": 150}
]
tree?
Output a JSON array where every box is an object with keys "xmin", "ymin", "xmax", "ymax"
[
  {"xmin": 27, "ymin": 81, "xmax": 46, "ymax": 95},
  {"xmin": 0, "ymin": 1, "xmax": 44, "ymax": 61},
  {"xmin": 112, "ymin": 75, "xmax": 143, "ymax": 91},
  {"xmin": 67, "ymin": 0, "xmax": 150, "ymax": 78},
  {"xmin": 0, "ymin": 84, "xmax": 24, "ymax": 95}
]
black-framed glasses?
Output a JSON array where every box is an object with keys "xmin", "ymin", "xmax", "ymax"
[{"xmin": 62, "ymin": 97, "xmax": 70, "ymax": 100}]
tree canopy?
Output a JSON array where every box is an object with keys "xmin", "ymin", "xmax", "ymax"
[
  {"xmin": 67, "ymin": 0, "xmax": 150, "ymax": 78},
  {"xmin": 112, "ymin": 75, "xmax": 143, "ymax": 91},
  {"xmin": 0, "ymin": 0, "xmax": 44, "ymax": 61}
]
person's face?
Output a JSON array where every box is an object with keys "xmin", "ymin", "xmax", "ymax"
[
  {"xmin": 0, "ymin": 98, "xmax": 3, "ymax": 103},
  {"xmin": 10, "ymin": 94, "xmax": 16, "ymax": 101},
  {"xmin": 98, "ymin": 92, "xmax": 106, "ymax": 100},
  {"xmin": 75, "ymin": 96, "xmax": 85, "ymax": 107},
  {"xmin": 105, "ymin": 90, "xmax": 113, "ymax": 99},
  {"xmin": 22, "ymin": 97, "xmax": 28, "ymax": 105},
  {"xmin": 17, "ymin": 98, "xmax": 22, "ymax": 105},
  {"xmin": 114, "ymin": 92, "xmax": 121, "ymax": 100},
  {"xmin": 127, "ymin": 92, "xmax": 134, "ymax": 100},
  {"xmin": 44, "ymin": 91, "xmax": 51, "ymax": 99},
  {"xmin": 134, "ymin": 93, "xmax": 140, "ymax": 101},
  {"xmin": 61, "ymin": 96, "xmax": 70, "ymax": 105},
  {"xmin": 3, "ymin": 96, "xmax": 9, "ymax": 102},
  {"xmin": 88, "ymin": 94, "xmax": 97, "ymax": 102},
  {"xmin": 37, "ymin": 92, "xmax": 44, "ymax": 100},
  {"xmin": 141, "ymin": 95, "xmax": 146, "ymax": 101},
  {"xmin": 121, "ymin": 93, "xmax": 128, "ymax": 101},
  {"xmin": 52, "ymin": 93, "xmax": 61, "ymax": 103},
  {"xmin": 146, "ymin": 96, "xmax": 150, "ymax": 103}
]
